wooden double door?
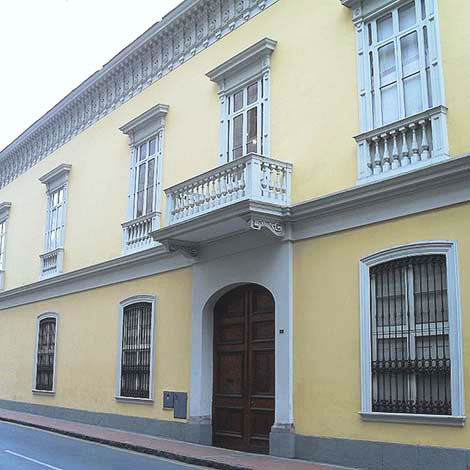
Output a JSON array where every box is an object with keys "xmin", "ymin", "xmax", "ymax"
[{"xmin": 213, "ymin": 284, "xmax": 275, "ymax": 454}]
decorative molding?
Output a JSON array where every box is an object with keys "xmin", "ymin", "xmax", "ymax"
[
  {"xmin": 119, "ymin": 104, "xmax": 169, "ymax": 146},
  {"xmin": 206, "ymin": 37, "xmax": 276, "ymax": 92},
  {"xmin": 40, "ymin": 248, "xmax": 64, "ymax": 279},
  {"xmin": 0, "ymin": 246, "xmax": 192, "ymax": 311},
  {"xmin": 0, "ymin": 0, "xmax": 279, "ymax": 190},
  {"xmin": 39, "ymin": 163, "xmax": 72, "ymax": 191},
  {"xmin": 247, "ymin": 217, "xmax": 285, "ymax": 237},
  {"xmin": 359, "ymin": 411, "xmax": 466, "ymax": 427},
  {"xmin": 161, "ymin": 240, "xmax": 200, "ymax": 258}
]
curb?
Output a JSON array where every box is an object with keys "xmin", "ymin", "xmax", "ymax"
[{"xmin": 0, "ymin": 416, "xmax": 252, "ymax": 470}]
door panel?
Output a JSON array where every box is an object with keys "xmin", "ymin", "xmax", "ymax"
[{"xmin": 213, "ymin": 285, "xmax": 275, "ymax": 454}]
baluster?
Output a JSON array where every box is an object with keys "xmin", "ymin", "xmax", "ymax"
[
  {"xmin": 239, "ymin": 164, "xmax": 246, "ymax": 195},
  {"xmin": 381, "ymin": 133, "xmax": 391, "ymax": 172},
  {"xmin": 372, "ymin": 136, "xmax": 382, "ymax": 175},
  {"xmin": 409, "ymin": 123, "xmax": 420, "ymax": 164},
  {"xmin": 390, "ymin": 137, "xmax": 399, "ymax": 166},
  {"xmin": 220, "ymin": 170, "xmax": 227, "ymax": 204},
  {"xmin": 183, "ymin": 188, "xmax": 189, "ymax": 218},
  {"xmin": 399, "ymin": 126, "xmax": 410, "ymax": 166},
  {"xmin": 227, "ymin": 170, "xmax": 234, "ymax": 200},
  {"xmin": 188, "ymin": 184, "xmax": 195, "ymax": 214},
  {"xmin": 419, "ymin": 119, "xmax": 430, "ymax": 160},
  {"xmin": 260, "ymin": 163, "xmax": 268, "ymax": 197},
  {"xmin": 268, "ymin": 164, "xmax": 274, "ymax": 198}
]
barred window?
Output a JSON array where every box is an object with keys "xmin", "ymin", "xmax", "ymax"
[
  {"xmin": 120, "ymin": 302, "xmax": 153, "ymax": 399},
  {"xmin": 35, "ymin": 317, "xmax": 57, "ymax": 392},
  {"xmin": 370, "ymin": 255, "xmax": 451, "ymax": 415}
]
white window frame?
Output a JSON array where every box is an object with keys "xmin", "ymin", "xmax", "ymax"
[
  {"xmin": 39, "ymin": 164, "xmax": 71, "ymax": 278},
  {"xmin": 0, "ymin": 202, "xmax": 11, "ymax": 291},
  {"xmin": 115, "ymin": 295, "xmax": 156, "ymax": 403},
  {"xmin": 120, "ymin": 104, "xmax": 168, "ymax": 254},
  {"xmin": 359, "ymin": 241, "xmax": 465, "ymax": 426},
  {"xmin": 206, "ymin": 37, "xmax": 276, "ymax": 164},
  {"xmin": 33, "ymin": 312, "xmax": 59, "ymax": 395}
]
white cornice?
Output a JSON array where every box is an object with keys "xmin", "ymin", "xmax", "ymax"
[
  {"xmin": 119, "ymin": 104, "xmax": 169, "ymax": 136},
  {"xmin": 39, "ymin": 163, "xmax": 72, "ymax": 186},
  {"xmin": 206, "ymin": 37, "xmax": 277, "ymax": 85},
  {"xmin": 0, "ymin": 0, "xmax": 278, "ymax": 189}
]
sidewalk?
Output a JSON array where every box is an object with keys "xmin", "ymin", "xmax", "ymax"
[{"xmin": 0, "ymin": 408, "xmax": 356, "ymax": 470}]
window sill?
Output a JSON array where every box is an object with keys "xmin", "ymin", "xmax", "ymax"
[
  {"xmin": 32, "ymin": 389, "xmax": 55, "ymax": 396},
  {"xmin": 115, "ymin": 396, "xmax": 154, "ymax": 405},
  {"xmin": 359, "ymin": 412, "xmax": 466, "ymax": 427}
]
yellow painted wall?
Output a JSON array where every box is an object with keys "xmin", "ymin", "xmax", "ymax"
[
  {"xmin": 294, "ymin": 203, "xmax": 470, "ymax": 448},
  {"xmin": 0, "ymin": 0, "xmax": 468, "ymax": 291},
  {"xmin": 0, "ymin": 267, "xmax": 192, "ymax": 421}
]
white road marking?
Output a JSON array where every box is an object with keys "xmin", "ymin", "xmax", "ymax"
[{"xmin": 4, "ymin": 450, "xmax": 64, "ymax": 470}]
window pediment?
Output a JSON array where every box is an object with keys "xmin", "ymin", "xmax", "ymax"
[
  {"xmin": 206, "ymin": 37, "xmax": 277, "ymax": 95},
  {"xmin": 120, "ymin": 104, "xmax": 169, "ymax": 146},
  {"xmin": 39, "ymin": 163, "xmax": 72, "ymax": 193}
]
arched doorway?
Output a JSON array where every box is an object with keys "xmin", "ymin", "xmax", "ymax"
[{"xmin": 212, "ymin": 284, "xmax": 275, "ymax": 454}]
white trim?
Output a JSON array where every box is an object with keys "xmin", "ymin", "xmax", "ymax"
[
  {"xmin": 359, "ymin": 411, "xmax": 466, "ymax": 427},
  {"xmin": 33, "ymin": 312, "xmax": 59, "ymax": 395},
  {"xmin": 39, "ymin": 164, "xmax": 71, "ymax": 192},
  {"xmin": 0, "ymin": 202, "xmax": 12, "ymax": 290},
  {"xmin": 359, "ymin": 240, "xmax": 465, "ymax": 423},
  {"xmin": 115, "ymin": 295, "xmax": 157, "ymax": 402}
]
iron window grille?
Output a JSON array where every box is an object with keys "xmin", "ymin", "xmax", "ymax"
[
  {"xmin": 36, "ymin": 318, "xmax": 57, "ymax": 391},
  {"xmin": 370, "ymin": 254, "xmax": 451, "ymax": 415},
  {"xmin": 120, "ymin": 302, "xmax": 152, "ymax": 398}
]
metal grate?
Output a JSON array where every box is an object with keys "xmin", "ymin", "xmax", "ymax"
[
  {"xmin": 370, "ymin": 255, "xmax": 451, "ymax": 415},
  {"xmin": 36, "ymin": 318, "xmax": 56, "ymax": 391},
  {"xmin": 120, "ymin": 302, "xmax": 152, "ymax": 398}
]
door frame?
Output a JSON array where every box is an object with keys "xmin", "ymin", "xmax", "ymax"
[{"xmin": 188, "ymin": 241, "xmax": 294, "ymax": 453}]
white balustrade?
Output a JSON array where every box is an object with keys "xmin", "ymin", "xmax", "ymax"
[
  {"xmin": 40, "ymin": 248, "xmax": 64, "ymax": 278},
  {"xmin": 122, "ymin": 211, "xmax": 160, "ymax": 254},
  {"xmin": 165, "ymin": 153, "xmax": 292, "ymax": 225},
  {"xmin": 355, "ymin": 106, "xmax": 449, "ymax": 182}
]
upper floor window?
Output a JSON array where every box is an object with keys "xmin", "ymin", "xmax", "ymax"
[
  {"xmin": 207, "ymin": 38, "xmax": 277, "ymax": 164},
  {"xmin": 345, "ymin": 0, "xmax": 449, "ymax": 183},
  {"xmin": 34, "ymin": 313, "xmax": 58, "ymax": 393},
  {"xmin": 0, "ymin": 202, "xmax": 11, "ymax": 290},
  {"xmin": 227, "ymin": 79, "xmax": 265, "ymax": 160},
  {"xmin": 116, "ymin": 296, "xmax": 156, "ymax": 401},
  {"xmin": 366, "ymin": 0, "xmax": 433, "ymax": 128},
  {"xmin": 360, "ymin": 242, "xmax": 465, "ymax": 426},
  {"xmin": 39, "ymin": 164, "xmax": 71, "ymax": 278},
  {"xmin": 133, "ymin": 135, "xmax": 161, "ymax": 219},
  {"xmin": 120, "ymin": 104, "xmax": 168, "ymax": 254}
]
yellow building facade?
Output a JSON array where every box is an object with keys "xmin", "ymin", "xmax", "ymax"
[{"xmin": 0, "ymin": 0, "xmax": 468, "ymax": 468}]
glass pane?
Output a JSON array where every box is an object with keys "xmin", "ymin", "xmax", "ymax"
[
  {"xmin": 233, "ymin": 91, "xmax": 243, "ymax": 113},
  {"xmin": 381, "ymin": 83, "xmax": 399, "ymax": 124},
  {"xmin": 377, "ymin": 13, "xmax": 393, "ymax": 42},
  {"xmin": 368, "ymin": 23, "xmax": 373, "ymax": 46},
  {"xmin": 136, "ymin": 165, "xmax": 146, "ymax": 217},
  {"xmin": 403, "ymin": 73, "xmax": 423, "ymax": 116},
  {"xmin": 146, "ymin": 186, "xmax": 154, "ymax": 214},
  {"xmin": 401, "ymin": 31, "xmax": 420, "ymax": 77},
  {"xmin": 421, "ymin": 0, "xmax": 427, "ymax": 20},
  {"xmin": 149, "ymin": 138, "xmax": 156, "ymax": 155},
  {"xmin": 378, "ymin": 42, "xmax": 397, "ymax": 85},
  {"xmin": 137, "ymin": 165, "xmax": 146, "ymax": 191},
  {"xmin": 53, "ymin": 191, "xmax": 58, "ymax": 206},
  {"xmin": 233, "ymin": 114, "xmax": 243, "ymax": 159},
  {"xmin": 139, "ymin": 143, "xmax": 147, "ymax": 161},
  {"xmin": 247, "ymin": 108, "xmax": 258, "ymax": 154},
  {"xmin": 399, "ymin": 2, "xmax": 416, "ymax": 31},
  {"xmin": 247, "ymin": 82, "xmax": 258, "ymax": 105}
]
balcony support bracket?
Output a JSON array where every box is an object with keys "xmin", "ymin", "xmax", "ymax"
[
  {"xmin": 161, "ymin": 240, "xmax": 199, "ymax": 259},
  {"xmin": 247, "ymin": 216, "xmax": 285, "ymax": 238}
]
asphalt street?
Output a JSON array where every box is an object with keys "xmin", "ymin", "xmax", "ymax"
[{"xmin": 0, "ymin": 421, "xmax": 208, "ymax": 470}]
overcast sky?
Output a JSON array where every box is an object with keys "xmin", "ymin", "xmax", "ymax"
[{"xmin": 0, "ymin": 0, "xmax": 181, "ymax": 151}]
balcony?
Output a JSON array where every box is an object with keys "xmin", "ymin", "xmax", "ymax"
[
  {"xmin": 355, "ymin": 106, "xmax": 449, "ymax": 183},
  {"xmin": 40, "ymin": 248, "xmax": 64, "ymax": 279},
  {"xmin": 122, "ymin": 211, "xmax": 160, "ymax": 254},
  {"xmin": 153, "ymin": 153, "xmax": 292, "ymax": 254}
]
